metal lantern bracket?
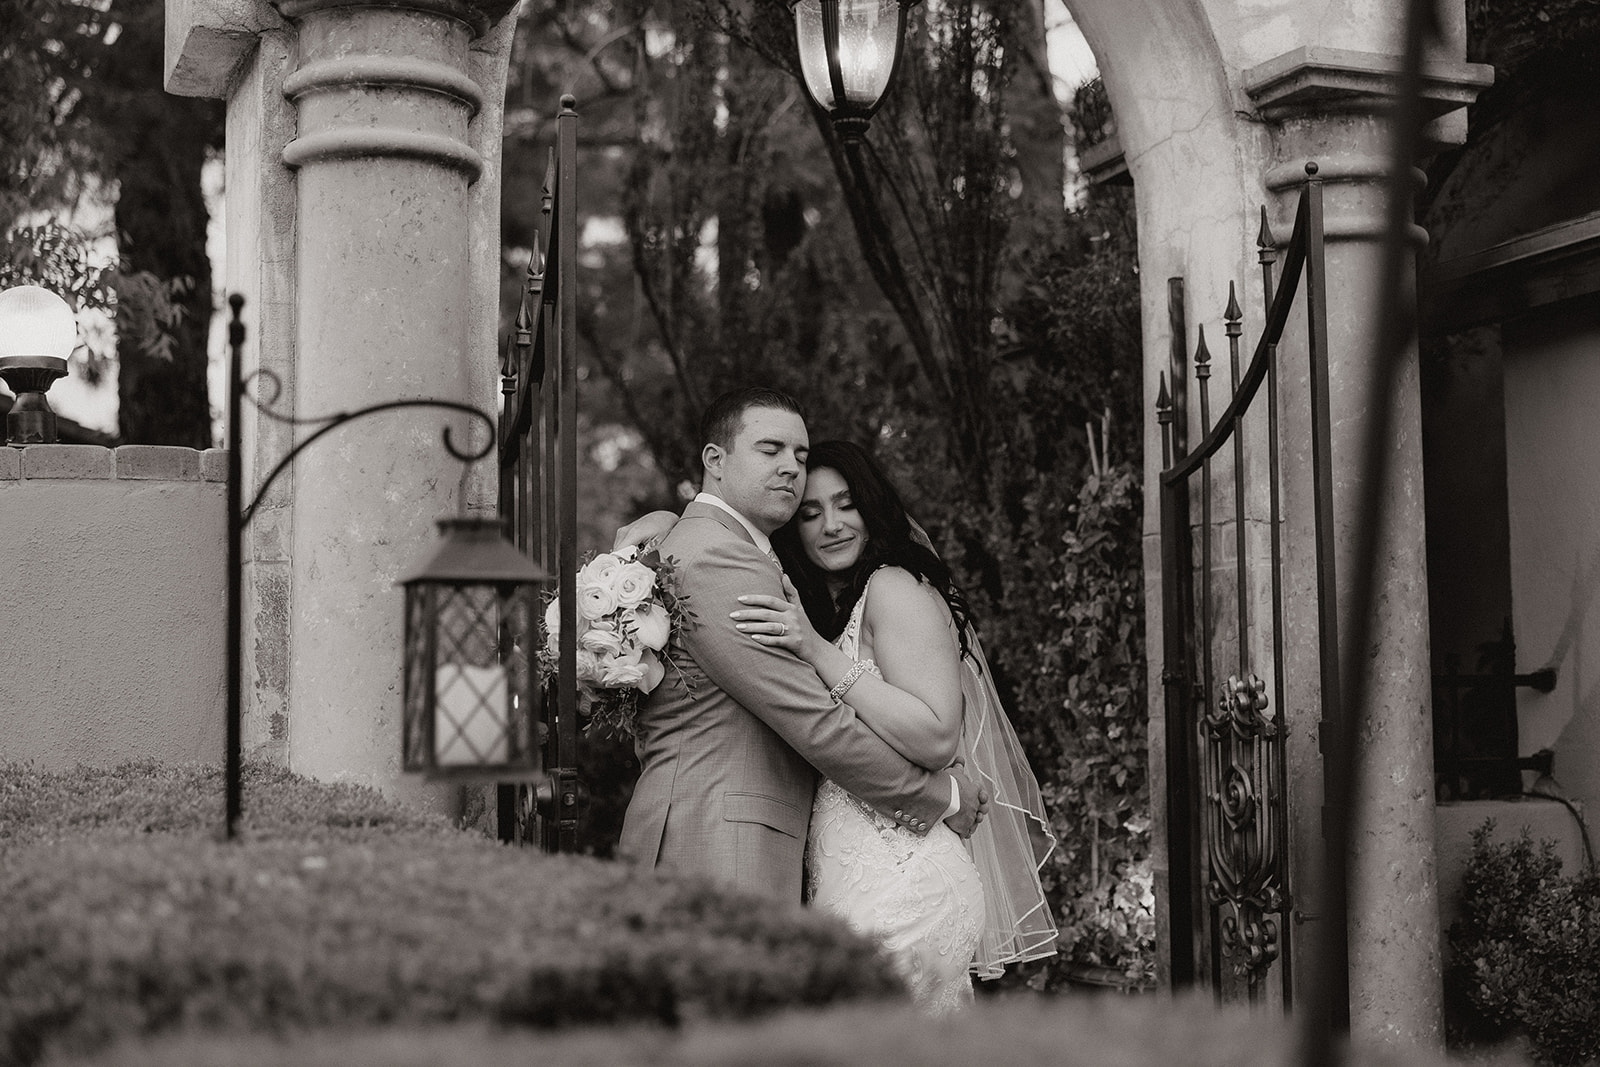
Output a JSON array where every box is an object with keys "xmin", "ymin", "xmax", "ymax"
[{"xmin": 223, "ymin": 293, "xmax": 512, "ymax": 838}]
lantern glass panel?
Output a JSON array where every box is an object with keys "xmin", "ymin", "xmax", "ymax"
[
  {"xmin": 402, "ymin": 579, "xmax": 540, "ymax": 776},
  {"xmin": 795, "ymin": 0, "xmax": 902, "ymax": 111}
]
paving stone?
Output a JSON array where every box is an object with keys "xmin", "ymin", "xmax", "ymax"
[
  {"xmin": 115, "ymin": 445, "xmax": 201, "ymax": 481},
  {"xmin": 20, "ymin": 444, "xmax": 114, "ymax": 479},
  {"xmin": 0, "ymin": 447, "xmax": 18, "ymax": 480}
]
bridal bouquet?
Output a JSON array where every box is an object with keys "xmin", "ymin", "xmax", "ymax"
[{"xmin": 541, "ymin": 544, "xmax": 692, "ymax": 739}]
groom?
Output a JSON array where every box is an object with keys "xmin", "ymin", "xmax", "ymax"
[{"xmin": 619, "ymin": 387, "xmax": 986, "ymax": 901}]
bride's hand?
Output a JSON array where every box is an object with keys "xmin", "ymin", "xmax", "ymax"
[
  {"xmin": 732, "ymin": 574, "xmax": 819, "ymax": 659},
  {"xmin": 612, "ymin": 509, "xmax": 679, "ymax": 552}
]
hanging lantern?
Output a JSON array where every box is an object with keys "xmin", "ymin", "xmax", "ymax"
[
  {"xmin": 789, "ymin": 0, "xmax": 920, "ymax": 141},
  {"xmin": 399, "ymin": 517, "xmax": 549, "ymax": 780}
]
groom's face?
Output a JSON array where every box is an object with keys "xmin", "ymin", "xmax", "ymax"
[{"xmin": 708, "ymin": 405, "xmax": 810, "ymax": 535}]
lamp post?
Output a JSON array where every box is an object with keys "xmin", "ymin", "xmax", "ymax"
[
  {"xmin": 789, "ymin": 0, "xmax": 920, "ymax": 142},
  {"xmin": 223, "ymin": 294, "xmax": 548, "ymax": 838},
  {"xmin": 0, "ymin": 285, "xmax": 77, "ymax": 445}
]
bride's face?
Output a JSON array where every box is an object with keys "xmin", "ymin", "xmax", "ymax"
[{"xmin": 796, "ymin": 466, "xmax": 866, "ymax": 575}]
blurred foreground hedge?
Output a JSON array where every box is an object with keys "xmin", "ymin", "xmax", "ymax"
[
  {"xmin": 51, "ymin": 994, "xmax": 1475, "ymax": 1067},
  {"xmin": 0, "ymin": 761, "xmax": 900, "ymax": 1067}
]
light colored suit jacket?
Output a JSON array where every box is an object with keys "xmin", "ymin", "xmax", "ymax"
[{"xmin": 618, "ymin": 501, "xmax": 951, "ymax": 901}]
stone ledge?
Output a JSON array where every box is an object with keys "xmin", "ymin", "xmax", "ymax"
[
  {"xmin": 164, "ymin": 0, "xmax": 284, "ymax": 99},
  {"xmin": 201, "ymin": 448, "xmax": 230, "ymax": 482},
  {"xmin": 0, "ymin": 445, "xmax": 233, "ymax": 482},
  {"xmin": 115, "ymin": 445, "xmax": 201, "ymax": 481},
  {"xmin": 20, "ymin": 444, "xmax": 114, "ymax": 480}
]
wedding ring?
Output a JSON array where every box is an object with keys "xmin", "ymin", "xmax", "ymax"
[{"xmin": 778, "ymin": 623, "xmax": 787, "ymax": 636}]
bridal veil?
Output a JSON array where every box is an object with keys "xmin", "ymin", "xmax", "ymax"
[
  {"xmin": 906, "ymin": 516, "xmax": 1059, "ymax": 977},
  {"xmin": 957, "ymin": 625, "xmax": 1060, "ymax": 977}
]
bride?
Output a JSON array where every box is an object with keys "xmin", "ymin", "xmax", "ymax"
[{"xmin": 623, "ymin": 440, "xmax": 1057, "ymax": 1012}]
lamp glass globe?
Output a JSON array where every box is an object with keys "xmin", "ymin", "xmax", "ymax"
[
  {"xmin": 794, "ymin": 0, "xmax": 902, "ymax": 112},
  {"xmin": 0, "ymin": 285, "xmax": 79, "ymax": 361}
]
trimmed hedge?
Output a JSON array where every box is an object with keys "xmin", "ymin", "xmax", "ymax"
[
  {"xmin": 1446, "ymin": 823, "xmax": 1600, "ymax": 1065},
  {"xmin": 50, "ymin": 995, "xmax": 1463, "ymax": 1067},
  {"xmin": 0, "ymin": 762, "xmax": 901, "ymax": 1067}
]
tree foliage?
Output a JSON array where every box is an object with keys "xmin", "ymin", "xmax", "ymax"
[{"xmin": 0, "ymin": 0, "xmax": 219, "ymax": 443}]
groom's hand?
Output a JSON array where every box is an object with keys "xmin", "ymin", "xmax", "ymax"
[
  {"xmin": 612, "ymin": 509, "xmax": 680, "ymax": 552},
  {"xmin": 943, "ymin": 758, "xmax": 990, "ymax": 838}
]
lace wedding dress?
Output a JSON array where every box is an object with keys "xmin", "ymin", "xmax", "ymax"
[{"xmin": 805, "ymin": 572, "xmax": 986, "ymax": 1015}]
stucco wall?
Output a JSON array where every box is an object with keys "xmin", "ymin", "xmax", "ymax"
[
  {"xmin": 0, "ymin": 445, "xmax": 227, "ymax": 771},
  {"xmin": 1503, "ymin": 295, "xmax": 1600, "ymax": 823}
]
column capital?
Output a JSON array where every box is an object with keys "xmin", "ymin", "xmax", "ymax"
[
  {"xmin": 164, "ymin": 0, "xmax": 516, "ymax": 98},
  {"xmin": 1244, "ymin": 45, "xmax": 1494, "ymax": 148},
  {"xmin": 276, "ymin": 0, "xmax": 492, "ymax": 182},
  {"xmin": 272, "ymin": 0, "xmax": 518, "ymax": 36}
]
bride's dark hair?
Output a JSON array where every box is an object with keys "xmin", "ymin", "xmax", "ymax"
[{"xmin": 772, "ymin": 439, "xmax": 975, "ymax": 657}]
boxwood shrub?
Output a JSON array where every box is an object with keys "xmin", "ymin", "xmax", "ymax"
[
  {"xmin": 1445, "ymin": 822, "xmax": 1600, "ymax": 1065},
  {"xmin": 50, "ymin": 992, "xmax": 1460, "ymax": 1067},
  {"xmin": 0, "ymin": 761, "xmax": 901, "ymax": 1066}
]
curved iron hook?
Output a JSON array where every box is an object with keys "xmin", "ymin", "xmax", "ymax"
[
  {"xmin": 241, "ymin": 398, "xmax": 496, "ymax": 525},
  {"xmin": 241, "ymin": 368, "xmax": 288, "ymax": 417}
]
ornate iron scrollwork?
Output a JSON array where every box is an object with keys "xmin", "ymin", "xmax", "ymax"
[{"xmin": 1200, "ymin": 672, "xmax": 1289, "ymax": 984}]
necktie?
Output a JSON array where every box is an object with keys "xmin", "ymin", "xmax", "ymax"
[{"xmin": 766, "ymin": 548, "xmax": 784, "ymax": 575}]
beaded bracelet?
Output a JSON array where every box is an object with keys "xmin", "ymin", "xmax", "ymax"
[{"xmin": 828, "ymin": 658, "xmax": 874, "ymax": 704}]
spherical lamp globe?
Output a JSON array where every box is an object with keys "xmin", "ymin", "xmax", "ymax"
[
  {"xmin": 0, "ymin": 284, "xmax": 78, "ymax": 444},
  {"xmin": 0, "ymin": 285, "xmax": 78, "ymax": 364}
]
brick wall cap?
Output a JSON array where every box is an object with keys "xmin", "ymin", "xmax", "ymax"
[
  {"xmin": 20, "ymin": 444, "xmax": 115, "ymax": 480},
  {"xmin": 115, "ymin": 445, "xmax": 202, "ymax": 481}
]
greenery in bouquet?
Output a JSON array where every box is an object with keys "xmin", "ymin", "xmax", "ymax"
[{"xmin": 541, "ymin": 545, "xmax": 695, "ymax": 741}]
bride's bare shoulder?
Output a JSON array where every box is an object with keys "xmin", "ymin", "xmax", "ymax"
[{"xmin": 864, "ymin": 566, "xmax": 954, "ymax": 626}]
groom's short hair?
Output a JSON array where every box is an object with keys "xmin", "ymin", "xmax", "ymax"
[{"xmin": 699, "ymin": 387, "xmax": 805, "ymax": 458}]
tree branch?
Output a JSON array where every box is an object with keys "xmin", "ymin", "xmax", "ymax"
[{"xmin": 811, "ymin": 106, "xmax": 951, "ymax": 405}]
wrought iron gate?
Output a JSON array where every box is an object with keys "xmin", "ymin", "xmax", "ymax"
[
  {"xmin": 498, "ymin": 96, "xmax": 581, "ymax": 852},
  {"xmin": 1158, "ymin": 165, "xmax": 1339, "ymax": 1004}
]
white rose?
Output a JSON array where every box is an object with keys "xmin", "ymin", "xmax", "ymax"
[
  {"xmin": 580, "ymin": 626, "xmax": 624, "ymax": 657},
  {"xmin": 611, "ymin": 561, "xmax": 657, "ymax": 609},
  {"xmin": 613, "ymin": 544, "xmax": 638, "ymax": 561},
  {"xmin": 575, "ymin": 648, "xmax": 603, "ymax": 683},
  {"xmin": 577, "ymin": 583, "xmax": 618, "ymax": 621},
  {"xmin": 628, "ymin": 603, "xmax": 671, "ymax": 651},
  {"xmin": 599, "ymin": 647, "xmax": 650, "ymax": 688},
  {"xmin": 543, "ymin": 597, "xmax": 562, "ymax": 656},
  {"xmin": 578, "ymin": 552, "xmax": 623, "ymax": 589}
]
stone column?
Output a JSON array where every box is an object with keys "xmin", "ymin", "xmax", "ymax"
[
  {"xmin": 275, "ymin": 0, "xmax": 509, "ymax": 804},
  {"xmin": 166, "ymin": 0, "xmax": 517, "ymax": 805},
  {"xmin": 1243, "ymin": 46, "xmax": 1491, "ymax": 1047}
]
